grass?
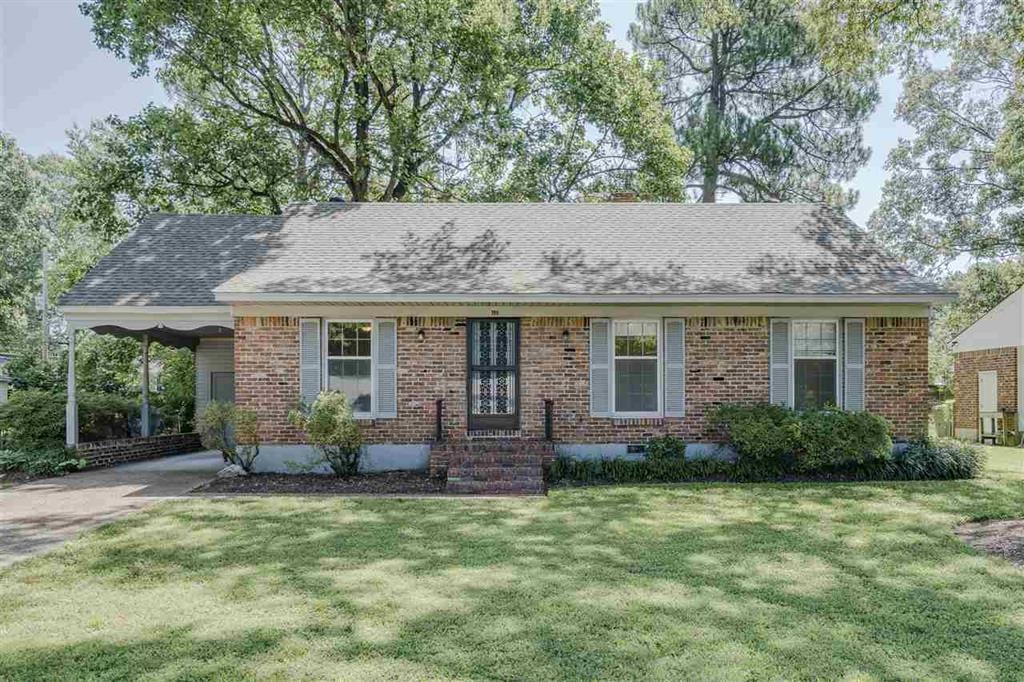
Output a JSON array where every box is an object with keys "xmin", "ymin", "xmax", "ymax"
[{"xmin": 2, "ymin": 450, "xmax": 1024, "ymax": 679}]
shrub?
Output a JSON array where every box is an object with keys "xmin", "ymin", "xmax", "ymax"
[
  {"xmin": 232, "ymin": 408, "xmax": 261, "ymax": 472},
  {"xmin": 883, "ymin": 438, "xmax": 986, "ymax": 480},
  {"xmin": 197, "ymin": 402, "xmax": 262, "ymax": 473},
  {"xmin": 197, "ymin": 401, "xmax": 235, "ymax": 460},
  {"xmin": 547, "ymin": 455, "xmax": 731, "ymax": 485},
  {"xmin": 797, "ymin": 408, "xmax": 891, "ymax": 471},
  {"xmin": 0, "ymin": 448, "xmax": 86, "ymax": 478},
  {"xmin": 645, "ymin": 435, "xmax": 687, "ymax": 461},
  {"xmin": 288, "ymin": 391, "xmax": 363, "ymax": 476},
  {"xmin": 0, "ymin": 389, "xmax": 66, "ymax": 448},
  {"xmin": 0, "ymin": 389, "xmax": 136, "ymax": 450},
  {"xmin": 710, "ymin": 403, "xmax": 800, "ymax": 474}
]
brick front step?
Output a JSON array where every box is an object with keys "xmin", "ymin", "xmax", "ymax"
[{"xmin": 434, "ymin": 439, "xmax": 552, "ymax": 495}]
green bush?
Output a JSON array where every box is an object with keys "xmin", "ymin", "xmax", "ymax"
[
  {"xmin": 197, "ymin": 400, "xmax": 234, "ymax": 458},
  {"xmin": 288, "ymin": 391, "xmax": 364, "ymax": 476},
  {"xmin": 882, "ymin": 438, "xmax": 986, "ymax": 480},
  {"xmin": 547, "ymin": 454, "xmax": 731, "ymax": 485},
  {"xmin": 232, "ymin": 408, "xmax": 261, "ymax": 472},
  {"xmin": 645, "ymin": 435, "xmax": 687, "ymax": 461},
  {"xmin": 710, "ymin": 403, "xmax": 800, "ymax": 474},
  {"xmin": 0, "ymin": 389, "xmax": 136, "ymax": 449},
  {"xmin": 0, "ymin": 448, "xmax": 86, "ymax": 478},
  {"xmin": 0, "ymin": 389, "xmax": 66, "ymax": 448},
  {"xmin": 197, "ymin": 401, "xmax": 261, "ymax": 472},
  {"xmin": 797, "ymin": 408, "xmax": 891, "ymax": 471}
]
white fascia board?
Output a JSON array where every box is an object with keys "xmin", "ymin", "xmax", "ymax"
[
  {"xmin": 60, "ymin": 305, "xmax": 234, "ymax": 331},
  {"xmin": 213, "ymin": 291, "xmax": 956, "ymax": 305}
]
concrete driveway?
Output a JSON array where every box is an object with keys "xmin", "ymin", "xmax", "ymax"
[{"xmin": 0, "ymin": 451, "xmax": 223, "ymax": 567}]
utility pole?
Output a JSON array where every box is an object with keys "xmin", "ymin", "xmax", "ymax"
[{"xmin": 39, "ymin": 248, "xmax": 49, "ymax": 362}]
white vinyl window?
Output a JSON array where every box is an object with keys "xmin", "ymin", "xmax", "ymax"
[
  {"xmin": 792, "ymin": 320, "xmax": 839, "ymax": 410},
  {"xmin": 325, "ymin": 321, "xmax": 373, "ymax": 414},
  {"xmin": 612, "ymin": 321, "xmax": 661, "ymax": 416}
]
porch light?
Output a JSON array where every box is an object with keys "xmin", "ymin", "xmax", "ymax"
[
  {"xmin": 418, "ymin": 328, "xmax": 426, "ymax": 342},
  {"xmin": 562, "ymin": 329, "xmax": 570, "ymax": 344}
]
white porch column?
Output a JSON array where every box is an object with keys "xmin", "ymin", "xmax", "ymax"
[
  {"xmin": 65, "ymin": 324, "xmax": 78, "ymax": 447},
  {"xmin": 141, "ymin": 333, "xmax": 151, "ymax": 437}
]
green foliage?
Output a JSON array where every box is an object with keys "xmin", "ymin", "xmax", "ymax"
[
  {"xmin": 0, "ymin": 389, "xmax": 136, "ymax": 450},
  {"xmin": 197, "ymin": 402, "xmax": 261, "ymax": 472},
  {"xmin": 882, "ymin": 438, "xmax": 986, "ymax": 480},
  {"xmin": 197, "ymin": 401, "xmax": 236, "ymax": 461},
  {"xmin": 0, "ymin": 448, "xmax": 86, "ymax": 478},
  {"xmin": 0, "ymin": 389, "xmax": 65, "ymax": 449},
  {"xmin": 288, "ymin": 392, "xmax": 364, "ymax": 476},
  {"xmin": 151, "ymin": 345, "xmax": 195, "ymax": 433},
  {"xmin": 81, "ymin": 0, "xmax": 687, "ymax": 204},
  {"xmin": 547, "ymin": 453, "xmax": 731, "ymax": 485},
  {"xmin": 713, "ymin": 404, "xmax": 892, "ymax": 474},
  {"xmin": 232, "ymin": 408, "xmax": 261, "ymax": 473},
  {"xmin": 870, "ymin": 0, "xmax": 1022, "ymax": 270},
  {"xmin": 710, "ymin": 404, "xmax": 801, "ymax": 474},
  {"xmin": 0, "ymin": 133, "xmax": 40, "ymax": 342},
  {"xmin": 631, "ymin": 0, "xmax": 877, "ymax": 205},
  {"xmin": 797, "ymin": 408, "xmax": 892, "ymax": 471},
  {"xmin": 645, "ymin": 435, "xmax": 687, "ymax": 462}
]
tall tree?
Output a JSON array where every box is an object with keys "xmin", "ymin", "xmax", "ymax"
[
  {"xmin": 631, "ymin": 0, "xmax": 878, "ymax": 204},
  {"xmin": 869, "ymin": 0, "xmax": 1022, "ymax": 271},
  {"xmin": 81, "ymin": 0, "xmax": 687, "ymax": 204},
  {"xmin": 0, "ymin": 133, "xmax": 40, "ymax": 342}
]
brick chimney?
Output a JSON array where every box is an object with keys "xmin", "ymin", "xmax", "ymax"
[{"xmin": 609, "ymin": 191, "xmax": 639, "ymax": 202}]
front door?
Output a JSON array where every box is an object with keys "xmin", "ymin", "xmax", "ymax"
[{"xmin": 467, "ymin": 319, "xmax": 519, "ymax": 431}]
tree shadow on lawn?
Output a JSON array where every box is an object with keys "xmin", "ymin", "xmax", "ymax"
[{"xmin": 4, "ymin": 481, "xmax": 1024, "ymax": 679}]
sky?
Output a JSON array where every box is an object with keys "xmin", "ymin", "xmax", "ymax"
[{"xmin": 0, "ymin": 0, "xmax": 911, "ymax": 227}]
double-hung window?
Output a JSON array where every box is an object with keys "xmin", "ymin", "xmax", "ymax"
[
  {"xmin": 612, "ymin": 321, "xmax": 661, "ymax": 415},
  {"xmin": 792, "ymin": 320, "xmax": 838, "ymax": 410},
  {"xmin": 325, "ymin": 321, "xmax": 373, "ymax": 414}
]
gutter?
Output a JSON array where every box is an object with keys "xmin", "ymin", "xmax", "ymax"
[{"xmin": 212, "ymin": 292, "xmax": 957, "ymax": 305}]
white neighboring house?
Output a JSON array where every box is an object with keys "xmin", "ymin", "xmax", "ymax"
[
  {"xmin": 0, "ymin": 353, "xmax": 12, "ymax": 404},
  {"xmin": 952, "ymin": 286, "xmax": 1024, "ymax": 441}
]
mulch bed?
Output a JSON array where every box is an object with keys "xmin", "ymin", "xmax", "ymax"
[
  {"xmin": 196, "ymin": 471, "xmax": 447, "ymax": 496},
  {"xmin": 955, "ymin": 519, "xmax": 1024, "ymax": 566}
]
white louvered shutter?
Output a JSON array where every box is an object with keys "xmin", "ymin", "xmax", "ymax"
[
  {"xmin": 299, "ymin": 318, "xmax": 322, "ymax": 404},
  {"xmin": 663, "ymin": 318, "xmax": 686, "ymax": 417},
  {"xmin": 844, "ymin": 319, "xmax": 866, "ymax": 411},
  {"xmin": 770, "ymin": 319, "xmax": 791, "ymax": 407},
  {"xmin": 375, "ymin": 319, "xmax": 398, "ymax": 418},
  {"xmin": 590, "ymin": 319, "xmax": 611, "ymax": 416}
]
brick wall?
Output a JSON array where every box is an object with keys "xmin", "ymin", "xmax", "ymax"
[
  {"xmin": 233, "ymin": 315, "xmax": 930, "ymax": 444},
  {"xmin": 954, "ymin": 346, "xmax": 1017, "ymax": 433},
  {"xmin": 77, "ymin": 432, "xmax": 203, "ymax": 469},
  {"xmin": 235, "ymin": 316, "xmax": 305, "ymax": 443},
  {"xmin": 865, "ymin": 317, "xmax": 931, "ymax": 439}
]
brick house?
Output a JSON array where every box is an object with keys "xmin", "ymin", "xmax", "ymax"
[
  {"xmin": 60, "ymin": 202, "xmax": 951, "ymax": 489},
  {"xmin": 952, "ymin": 286, "xmax": 1024, "ymax": 442}
]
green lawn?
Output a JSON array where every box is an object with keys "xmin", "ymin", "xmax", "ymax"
[{"xmin": 3, "ymin": 453, "xmax": 1024, "ymax": 679}]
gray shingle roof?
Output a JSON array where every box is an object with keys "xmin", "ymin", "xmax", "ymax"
[{"xmin": 61, "ymin": 202, "xmax": 947, "ymax": 307}]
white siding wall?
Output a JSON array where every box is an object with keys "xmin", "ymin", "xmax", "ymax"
[{"xmin": 195, "ymin": 338, "xmax": 234, "ymax": 415}]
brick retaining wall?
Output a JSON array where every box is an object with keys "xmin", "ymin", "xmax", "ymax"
[{"xmin": 77, "ymin": 433, "xmax": 204, "ymax": 469}]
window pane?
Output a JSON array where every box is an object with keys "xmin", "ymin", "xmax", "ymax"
[
  {"xmin": 613, "ymin": 321, "xmax": 658, "ymax": 358},
  {"xmin": 328, "ymin": 358, "xmax": 372, "ymax": 412},
  {"xmin": 794, "ymin": 358, "xmax": 837, "ymax": 410},
  {"xmin": 793, "ymin": 321, "xmax": 837, "ymax": 357},
  {"xmin": 615, "ymin": 358, "xmax": 658, "ymax": 412}
]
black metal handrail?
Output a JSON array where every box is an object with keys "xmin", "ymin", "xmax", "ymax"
[
  {"xmin": 544, "ymin": 399, "xmax": 554, "ymax": 441},
  {"xmin": 435, "ymin": 398, "xmax": 444, "ymax": 442}
]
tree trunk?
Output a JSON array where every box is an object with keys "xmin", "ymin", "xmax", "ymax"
[{"xmin": 701, "ymin": 31, "xmax": 725, "ymax": 203}]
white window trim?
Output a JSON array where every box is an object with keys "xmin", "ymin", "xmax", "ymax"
[
  {"xmin": 790, "ymin": 318, "xmax": 842, "ymax": 410},
  {"xmin": 610, "ymin": 319, "xmax": 663, "ymax": 418},
  {"xmin": 323, "ymin": 319, "xmax": 376, "ymax": 419}
]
